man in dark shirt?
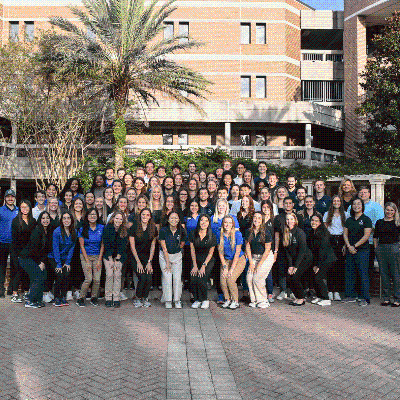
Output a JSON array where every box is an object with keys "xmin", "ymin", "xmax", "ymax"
[{"xmin": 314, "ymin": 179, "xmax": 331, "ymax": 215}]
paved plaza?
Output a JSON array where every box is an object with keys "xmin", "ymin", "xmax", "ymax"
[{"xmin": 1, "ymin": 292, "xmax": 400, "ymax": 400}]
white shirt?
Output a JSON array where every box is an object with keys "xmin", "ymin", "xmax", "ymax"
[{"xmin": 323, "ymin": 211, "xmax": 349, "ymax": 235}]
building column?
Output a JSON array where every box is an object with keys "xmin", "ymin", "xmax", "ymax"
[
  {"xmin": 305, "ymin": 123, "xmax": 312, "ymax": 146},
  {"xmin": 224, "ymin": 122, "xmax": 231, "ymax": 149},
  {"xmin": 369, "ymin": 177, "xmax": 386, "ymax": 208}
]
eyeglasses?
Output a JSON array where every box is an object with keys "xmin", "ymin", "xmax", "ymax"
[{"xmin": 180, "ymin": 193, "xmax": 188, "ymax": 196}]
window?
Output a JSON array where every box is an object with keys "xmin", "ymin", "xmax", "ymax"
[
  {"xmin": 256, "ymin": 23, "xmax": 266, "ymax": 44},
  {"xmin": 240, "ymin": 23, "xmax": 251, "ymax": 44},
  {"xmin": 178, "ymin": 129, "xmax": 188, "ymax": 145},
  {"xmin": 302, "ymin": 80, "xmax": 344, "ymax": 102},
  {"xmin": 256, "ymin": 76, "xmax": 266, "ymax": 98},
  {"xmin": 326, "ymin": 53, "xmax": 343, "ymax": 62},
  {"xmin": 241, "ymin": 76, "xmax": 251, "ymax": 98},
  {"xmin": 179, "ymin": 22, "xmax": 189, "ymax": 44},
  {"xmin": 162, "ymin": 129, "xmax": 173, "ymax": 145},
  {"xmin": 302, "ymin": 53, "xmax": 323, "ymax": 61},
  {"xmin": 9, "ymin": 22, "xmax": 19, "ymax": 42},
  {"xmin": 240, "ymin": 134, "xmax": 250, "ymax": 146},
  {"xmin": 164, "ymin": 22, "xmax": 174, "ymax": 40},
  {"xmin": 24, "ymin": 22, "xmax": 34, "ymax": 42}
]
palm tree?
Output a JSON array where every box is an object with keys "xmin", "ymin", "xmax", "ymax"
[{"xmin": 41, "ymin": 0, "xmax": 211, "ymax": 168}]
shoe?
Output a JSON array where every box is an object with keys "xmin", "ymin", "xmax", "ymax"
[
  {"xmin": 359, "ymin": 300, "xmax": 369, "ymax": 307},
  {"xmin": 311, "ymin": 297, "xmax": 321, "ymax": 304},
  {"xmin": 289, "ymin": 293, "xmax": 296, "ymax": 300},
  {"xmin": 201, "ymin": 300, "xmax": 209, "ymax": 309},
  {"xmin": 76, "ymin": 298, "xmax": 85, "ymax": 307},
  {"xmin": 317, "ymin": 299, "xmax": 331, "ymax": 306},
  {"xmin": 175, "ymin": 301, "xmax": 182, "ymax": 309},
  {"xmin": 217, "ymin": 294, "xmax": 225, "ymax": 304},
  {"xmin": 333, "ymin": 292, "xmax": 341, "ymax": 301},
  {"xmin": 86, "ymin": 292, "xmax": 92, "ymax": 299},
  {"xmin": 66, "ymin": 291, "xmax": 73, "ymax": 301},
  {"xmin": 37, "ymin": 301, "xmax": 46, "ymax": 308},
  {"xmin": 105, "ymin": 300, "xmax": 113, "ymax": 307},
  {"xmin": 74, "ymin": 290, "xmax": 80, "ymax": 299},
  {"xmin": 268, "ymin": 294, "xmax": 274, "ymax": 303},
  {"xmin": 120, "ymin": 291, "xmax": 128, "ymax": 301},
  {"xmin": 61, "ymin": 298, "xmax": 69, "ymax": 306},
  {"xmin": 249, "ymin": 302, "xmax": 257, "ymax": 308},
  {"xmin": 142, "ymin": 299, "xmax": 152, "ymax": 308},
  {"xmin": 90, "ymin": 297, "xmax": 98, "ymax": 306},
  {"xmin": 257, "ymin": 301, "xmax": 270, "ymax": 309},
  {"xmin": 191, "ymin": 301, "xmax": 201, "ymax": 309},
  {"xmin": 48, "ymin": 292, "xmax": 54, "ymax": 300},
  {"xmin": 221, "ymin": 300, "xmax": 231, "ymax": 308},
  {"xmin": 133, "ymin": 299, "xmax": 143, "ymax": 308},
  {"xmin": 328, "ymin": 292, "xmax": 333, "ymax": 300},
  {"xmin": 25, "ymin": 301, "xmax": 40, "ymax": 308},
  {"xmin": 113, "ymin": 301, "xmax": 121, "ymax": 308},
  {"xmin": 240, "ymin": 295, "xmax": 250, "ymax": 304},
  {"xmin": 342, "ymin": 297, "xmax": 357, "ymax": 303},
  {"xmin": 381, "ymin": 301, "xmax": 391, "ymax": 306},
  {"xmin": 165, "ymin": 301, "xmax": 172, "ymax": 309},
  {"xmin": 23, "ymin": 293, "xmax": 29, "ymax": 301},
  {"xmin": 276, "ymin": 291, "xmax": 287, "ymax": 301},
  {"xmin": 54, "ymin": 298, "xmax": 63, "ymax": 307},
  {"xmin": 42, "ymin": 292, "xmax": 53, "ymax": 303},
  {"xmin": 6, "ymin": 288, "xmax": 12, "ymax": 296},
  {"xmin": 291, "ymin": 300, "xmax": 306, "ymax": 306},
  {"xmin": 11, "ymin": 294, "xmax": 23, "ymax": 303},
  {"xmin": 391, "ymin": 302, "xmax": 400, "ymax": 308},
  {"xmin": 229, "ymin": 301, "xmax": 240, "ymax": 309}
]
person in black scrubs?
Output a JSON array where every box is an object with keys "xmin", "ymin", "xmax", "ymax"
[{"xmin": 189, "ymin": 214, "xmax": 217, "ymax": 309}]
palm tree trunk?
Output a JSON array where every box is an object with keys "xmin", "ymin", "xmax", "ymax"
[{"xmin": 113, "ymin": 93, "xmax": 128, "ymax": 170}]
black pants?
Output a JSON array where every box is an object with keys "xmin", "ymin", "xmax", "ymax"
[
  {"xmin": 48, "ymin": 258, "xmax": 70, "ymax": 299},
  {"xmin": 328, "ymin": 235, "xmax": 345, "ymax": 293},
  {"xmin": 69, "ymin": 245, "xmax": 84, "ymax": 290},
  {"xmin": 190, "ymin": 259, "xmax": 215, "ymax": 302},
  {"xmin": 313, "ymin": 262, "xmax": 333, "ymax": 300},
  {"xmin": 19, "ymin": 257, "xmax": 47, "ymax": 303},
  {"xmin": 0, "ymin": 242, "xmax": 13, "ymax": 293},
  {"xmin": 10, "ymin": 249, "xmax": 29, "ymax": 293},
  {"xmin": 133, "ymin": 259, "xmax": 152, "ymax": 299},
  {"xmin": 152, "ymin": 241, "xmax": 162, "ymax": 287},
  {"xmin": 212, "ymin": 256, "xmax": 222, "ymax": 294},
  {"xmin": 286, "ymin": 255, "xmax": 313, "ymax": 299},
  {"xmin": 44, "ymin": 259, "xmax": 55, "ymax": 293},
  {"xmin": 182, "ymin": 244, "xmax": 192, "ymax": 287}
]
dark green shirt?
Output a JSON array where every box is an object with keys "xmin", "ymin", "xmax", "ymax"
[{"xmin": 345, "ymin": 214, "xmax": 372, "ymax": 249}]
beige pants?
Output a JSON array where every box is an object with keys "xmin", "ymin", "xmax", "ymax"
[
  {"xmin": 247, "ymin": 251, "xmax": 274, "ymax": 304},
  {"xmin": 159, "ymin": 251, "xmax": 183, "ymax": 302},
  {"xmin": 104, "ymin": 258, "xmax": 123, "ymax": 301},
  {"xmin": 220, "ymin": 255, "xmax": 246, "ymax": 302},
  {"xmin": 80, "ymin": 254, "xmax": 102, "ymax": 299}
]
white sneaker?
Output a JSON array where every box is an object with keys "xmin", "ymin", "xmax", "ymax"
[
  {"xmin": 191, "ymin": 301, "xmax": 201, "ymax": 309},
  {"xmin": 229, "ymin": 301, "xmax": 239, "ymax": 309},
  {"xmin": 221, "ymin": 300, "xmax": 231, "ymax": 308},
  {"xmin": 249, "ymin": 302, "xmax": 257, "ymax": 308},
  {"xmin": 175, "ymin": 301, "xmax": 182, "ymax": 309},
  {"xmin": 48, "ymin": 292, "xmax": 54, "ymax": 300},
  {"xmin": 120, "ymin": 291, "xmax": 128, "ymax": 301},
  {"xmin": 328, "ymin": 292, "xmax": 333, "ymax": 301},
  {"xmin": 133, "ymin": 299, "xmax": 142, "ymax": 308},
  {"xmin": 276, "ymin": 291, "xmax": 287, "ymax": 301},
  {"xmin": 200, "ymin": 300, "xmax": 209, "ymax": 309},
  {"xmin": 311, "ymin": 297, "xmax": 321, "ymax": 304},
  {"xmin": 317, "ymin": 299, "xmax": 332, "ymax": 306},
  {"xmin": 42, "ymin": 292, "xmax": 53, "ymax": 303},
  {"xmin": 74, "ymin": 290, "xmax": 80, "ymax": 299},
  {"xmin": 165, "ymin": 301, "xmax": 172, "ymax": 309},
  {"xmin": 289, "ymin": 293, "xmax": 296, "ymax": 300},
  {"xmin": 334, "ymin": 292, "xmax": 341, "ymax": 301},
  {"xmin": 142, "ymin": 299, "xmax": 152, "ymax": 308},
  {"xmin": 66, "ymin": 291, "xmax": 73, "ymax": 301},
  {"xmin": 257, "ymin": 301, "xmax": 270, "ymax": 309}
]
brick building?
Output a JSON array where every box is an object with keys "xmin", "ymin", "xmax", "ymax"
[{"xmin": 0, "ymin": 0, "xmax": 346, "ymax": 187}]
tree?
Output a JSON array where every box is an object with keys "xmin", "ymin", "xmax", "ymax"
[
  {"xmin": 42, "ymin": 0, "xmax": 211, "ymax": 170},
  {"xmin": 357, "ymin": 12, "xmax": 400, "ymax": 166}
]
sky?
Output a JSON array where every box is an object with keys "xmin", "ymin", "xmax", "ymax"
[{"xmin": 304, "ymin": 0, "xmax": 344, "ymax": 10}]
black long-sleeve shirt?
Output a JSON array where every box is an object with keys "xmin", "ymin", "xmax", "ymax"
[
  {"xmin": 102, "ymin": 224, "xmax": 128, "ymax": 263},
  {"xmin": 284, "ymin": 226, "xmax": 312, "ymax": 269},
  {"xmin": 19, "ymin": 225, "xmax": 52, "ymax": 264},
  {"xmin": 11, "ymin": 217, "xmax": 37, "ymax": 255},
  {"xmin": 307, "ymin": 230, "xmax": 337, "ymax": 268}
]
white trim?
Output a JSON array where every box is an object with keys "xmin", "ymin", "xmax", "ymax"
[
  {"xmin": 0, "ymin": 0, "xmax": 82, "ymax": 4},
  {"xmin": 0, "ymin": 17, "xmax": 80, "ymax": 22},
  {"xmin": 344, "ymin": 0, "xmax": 392, "ymax": 21},
  {"xmin": 167, "ymin": 54, "xmax": 300, "ymax": 66},
  {"xmin": 202, "ymin": 72, "xmax": 301, "ymax": 81}
]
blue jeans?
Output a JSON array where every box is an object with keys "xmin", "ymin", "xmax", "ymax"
[{"xmin": 345, "ymin": 247, "xmax": 370, "ymax": 301}]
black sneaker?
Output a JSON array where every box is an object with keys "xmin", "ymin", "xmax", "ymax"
[
  {"xmin": 76, "ymin": 298, "xmax": 85, "ymax": 307},
  {"xmin": 37, "ymin": 301, "xmax": 46, "ymax": 308},
  {"xmin": 6, "ymin": 288, "xmax": 12, "ymax": 296},
  {"xmin": 0, "ymin": 291, "xmax": 5, "ymax": 298},
  {"xmin": 25, "ymin": 301, "xmax": 39, "ymax": 308},
  {"xmin": 113, "ymin": 301, "xmax": 121, "ymax": 308},
  {"xmin": 105, "ymin": 300, "xmax": 113, "ymax": 307},
  {"xmin": 11, "ymin": 294, "xmax": 23, "ymax": 303},
  {"xmin": 90, "ymin": 297, "xmax": 98, "ymax": 306}
]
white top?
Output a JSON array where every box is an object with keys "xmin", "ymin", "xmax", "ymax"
[
  {"xmin": 323, "ymin": 211, "xmax": 349, "ymax": 235},
  {"xmin": 234, "ymin": 176, "xmax": 243, "ymax": 185}
]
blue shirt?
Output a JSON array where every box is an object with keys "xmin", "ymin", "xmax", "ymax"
[
  {"xmin": 364, "ymin": 200, "xmax": 384, "ymax": 243},
  {"xmin": 184, "ymin": 215, "xmax": 200, "ymax": 245},
  {"xmin": 0, "ymin": 205, "xmax": 19, "ymax": 244},
  {"xmin": 211, "ymin": 215, "xmax": 239, "ymax": 241},
  {"xmin": 52, "ymin": 226, "xmax": 76, "ymax": 268},
  {"xmin": 315, "ymin": 195, "xmax": 331, "ymax": 216},
  {"xmin": 78, "ymin": 224, "xmax": 104, "ymax": 255},
  {"xmin": 221, "ymin": 231, "xmax": 244, "ymax": 260}
]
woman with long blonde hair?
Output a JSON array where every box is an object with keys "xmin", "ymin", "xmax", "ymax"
[
  {"xmin": 373, "ymin": 202, "xmax": 400, "ymax": 307},
  {"xmin": 273, "ymin": 186, "xmax": 289, "ymax": 214},
  {"xmin": 218, "ymin": 215, "xmax": 246, "ymax": 309},
  {"xmin": 338, "ymin": 178, "xmax": 357, "ymax": 211}
]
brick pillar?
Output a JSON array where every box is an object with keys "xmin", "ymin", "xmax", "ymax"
[{"xmin": 343, "ymin": 16, "xmax": 367, "ymax": 159}]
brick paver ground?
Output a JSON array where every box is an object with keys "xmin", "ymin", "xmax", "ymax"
[{"xmin": 2, "ymin": 291, "xmax": 400, "ymax": 399}]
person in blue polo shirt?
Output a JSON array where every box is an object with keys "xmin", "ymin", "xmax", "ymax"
[{"xmin": 0, "ymin": 189, "xmax": 19, "ymax": 297}]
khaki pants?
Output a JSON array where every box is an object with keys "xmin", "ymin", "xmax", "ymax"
[
  {"xmin": 104, "ymin": 258, "xmax": 123, "ymax": 301},
  {"xmin": 159, "ymin": 251, "xmax": 182, "ymax": 302},
  {"xmin": 220, "ymin": 255, "xmax": 246, "ymax": 302},
  {"xmin": 247, "ymin": 251, "xmax": 274, "ymax": 304},
  {"xmin": 80, "ymin": 254, "xmax": 102, "ymax": 299}
]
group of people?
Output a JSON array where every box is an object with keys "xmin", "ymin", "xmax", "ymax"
[{"xmin": 1, "ymin": 158, "xmax": 399, "ymax": 310}]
